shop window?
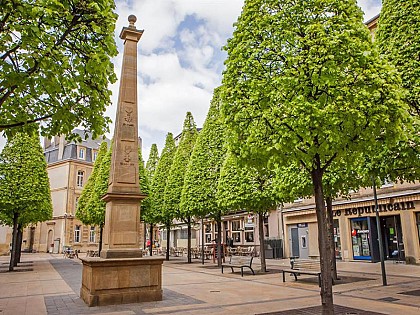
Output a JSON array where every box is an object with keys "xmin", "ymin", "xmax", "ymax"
[
  {"xmin": 231, "ymin": 220, "xmax": 241, "ymax": 231},
  {"xmin": 204, "ymin": 223, "xmax": 212, "ymax": 244},
  {"xmin": 232, "ymin": 232, "xmax": 241, "ymax": 243},
  {"xmin": 351, "ymin": 218, "xmax": 371, "ymax": 260},
  {"xmin": 205, "ymin": 234, "xmax": 212, "ymax": 244},
  {"xmin": 89, "ymin": 226, "xmax": 95, "ymax": 243},
  {"xmin": 76, "ymin": 171, "xmax": 84, "ymax": 187},
  {"xmin": 334, "ymin": 219, "xmax": 342, "ymax": 259},
  {"xmin": 245, "ymin": 231, "xmax": 254, "ymax": 242},
  {"xmin": 74, "ymin": 225, "xmax": 81, "ymax": 243},
  {"xmin": 416, "ymin": 213, "xmax": 420, "ymax": 245}
]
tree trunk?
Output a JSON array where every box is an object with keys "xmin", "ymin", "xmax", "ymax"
[
  {"xmin": 9, "ymin": 212, "xmax": 19, "ymax": 272},
  {"xmin": 217, "ymin": 215, "xmax": 222, "ymax": 267},
  {"xmin": 99, "ymin": 223, "xmax": 104, "ymax": 255},
  {"xmin": 187, "ymin": 216, "xmax": 192, "ymax": 263},
  {"xmin": 258, "ymin": 212, "xmax": 267, "ymax": 272},
  {"xmin": 166, "ymin": 224, "xmax": 171, "ymax": 261},
  {"xmin": 326, "ymin": 196, "xmax": 338, "ymax": 281},
  {"xmin": 149, "ymin": 224, "xmax": 154, "ymax": 256},
  {"xmin": 15, "ymin": 225, "xmax": 23, "ymax": 266},
  {"xmin": 201, "ymin": 217, "xmax": 205, "ymax": 265},
  {"xmin": 311, "ymin": 167, "xmax": 334, "ymax": 315}
]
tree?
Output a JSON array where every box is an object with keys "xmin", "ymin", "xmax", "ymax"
[
  {"xmin": 164, "ymin": 112, "xmax": 198, "ymax": 263},
  {"xmin": 0, "ymin": 132, "xmax": 52, "ymax": 271},
  {"xmin": 181, "ymin": 88, "xmax": 227, "ymax": 267},
  {"xmin": 0, "ymin": 0, "xmax": 117, "ymax": 139},
  {"xmin": 151, "ymin": 133, "xmax": 177, "ymax": 260},
  {"xmin": 217, "ymin": 153, "xmax": 278, "ymax": 272},
  {"xmin": 221, "ymin": 0, "xmax": 408, "ymax": 313},
  {"xmin": 75, "ymin": 141, "xmax": 108, "ymax": 252},
  {"xmin": 145, "ymin": 144, "xmax": 159, "ymax": 182},
  {"xmin": 137, "ymin": 148, "xmax": 152, "ymax": 255}
]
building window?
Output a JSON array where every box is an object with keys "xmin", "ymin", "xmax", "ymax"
[
  {"xmin": 79, "ymin": 147, "xmax": 85, "ymax": 159},
  {"xmin": 334, "ymin": 219, "xmax": 342, "ymax": 259},
  {"xmin": 89, "ymin": 226, "xmax": 95, "ymax": 243},
  {"xmin": 161, "ymin": 230, "xmax": 167, "ymax": 241},
  {"xmin": 76, "ymin": 171, "xmax": 84, "ymax": 187},
  {"xmin": 350, "ymin": 218, "xmax": 371, "ymax": 260},
  {"xmin": 245, "ymin": 231, "xmax": 254, "ymax": 242},
  {"xmin": 205, "ymin": 223, "xmax": 212, "ymax": 244},
  {"xmin": 74, "ymin": 225, "xmax": 81, "ymax": 243},
  {"xmin": 93, "ymin": 151, "xmax": 98, "ymax": 162},
  {"xmin": 231, "ymin": 220, "xmax": 241, "ymax": 243}
]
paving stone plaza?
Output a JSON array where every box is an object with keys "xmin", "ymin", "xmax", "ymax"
[{"xmin": 0, "ymin": 253, "xmax": 419, "ymax": 314}]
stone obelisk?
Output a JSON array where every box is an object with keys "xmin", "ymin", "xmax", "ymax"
[
  {"xmin": 100, "ymin": 14, "xmax": 144, "ymax": 259},
  {"xmin": 80, "ymin": 16, "xmax": 164, "ymax": 307}
]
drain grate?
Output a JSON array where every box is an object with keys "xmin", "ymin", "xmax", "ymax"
[
  {"xmin": 377, "ymin": 297, "xmax": 400, "ymax": 302},
  {"xmin": 398, "ymin": 289, "xmax": 420, "ymax": 296}
]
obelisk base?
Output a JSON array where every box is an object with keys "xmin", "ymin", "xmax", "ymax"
[{"xmin": 80, "ymin": 256, "xmax": 164, "ymax": 306}]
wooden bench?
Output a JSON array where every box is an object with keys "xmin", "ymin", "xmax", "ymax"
[
  {"xmin": 221, "ymin": 256, "xmax": 255, "ymax": 277},
  {"xmin": 282, "ymin": 258, "xmax": 322, "ymax": 286}
]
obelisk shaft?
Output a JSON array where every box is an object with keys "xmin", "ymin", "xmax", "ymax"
[{"xmin": 101, "ymin": 17, "xmax": 145, "ymax": 259}]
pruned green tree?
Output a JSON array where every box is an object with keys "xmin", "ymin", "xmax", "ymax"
[
  {"xmin": 164, "ymin": 112, "xmax": 198, "ymax": 263},
  {"xmin": 76, "ymin": 142, "xmax": 107, "ymax": 223},
  {"xmin": 145, "ymin": 144, "xmax": 159, "ymax": 182},
  {"xmin": 0, "ymin": 132, "xmax": 52, "ymax": 271},
  {"xmin": 138, "ymin": 148, "xmax": 152, "ymax": 255},
  {"xmin": 75, "ymin": 141, "xmax": 108, "ymax": 252},
  {"xmin": 221, "ymin": 0, "xmax": 409, "ymax": 312},
  {"xmin": 0, "ymin": 0, "xmax": 117, "ymax": 140},
  {"xmin": 151, "ymin": 133, "xmax": 177, "ymax": 260},
  {"xmin": 217, "ymin": 153, "xmax": 278, "ymax": 272},
  {"xmin": 181, "ymin": 88, "xmax": 227, "ymax": 267}
]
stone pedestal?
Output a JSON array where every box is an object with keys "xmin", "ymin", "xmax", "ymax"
[{"xmin": 80, "ymin": 257, "xmax": 164, "ymax": 307}]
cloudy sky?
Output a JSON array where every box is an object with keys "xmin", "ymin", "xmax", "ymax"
[
  {"xmin": 0, "ymin": 1, "xmax": 382, "ymax": 157},
  {"xmin": 110, "ymin": 0, "xmax": 382, "ymax": 161}
]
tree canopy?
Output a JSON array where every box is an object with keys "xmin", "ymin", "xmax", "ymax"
[
  {"xmin": 0, "ymin": 0, "xmax": 117, "ymax": 139},
  {"xmin": 221, "ymin": 0, "xmax": 410, "ymax": 311},
  {"xmin": 0, "ymin": 132, "xmax": 52, "ymax": 226},
  {"xmin": 145, "ymin": 144, "xmax": 159, "ymax": 183},
  {"xmin": 181, "ymin": 88, "xmax": 227, "ymax": 220},
  {"xmin": 151, "ymin": 133, "xmax": 177, "ymax": 225},
  {"xmin": 75, "ymin": 141, "xmax": 108, "ymax": 226},
  {"xmin": 164, "ymin": 112, "xmax": 198, "ymax": 221}
]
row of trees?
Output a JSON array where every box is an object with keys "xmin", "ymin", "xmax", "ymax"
[{"xmin": 220, "ymin": 0, "xmax": 420, "ymax": 314}]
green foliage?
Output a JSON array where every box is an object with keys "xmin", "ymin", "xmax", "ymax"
[
  {"xmin": 376, "ymin": 0, "xmax": 420, "ymax": 115},
  {"xmin": 145, "ymin": 144, "xmax": 159, "ymax": 182},
  {"xmin": 217, "ymin": 153, "xmax": 277, "ymax": 214},
  {"xmin": 75, "ymin": 141, "xmax": 108, "ymax": 225},
  {"xmin": 138, "ymin": 149, "xmax": 151, "ymax": 221},
  {"xmin": 0, "ymin": 0, "xmax": 118, "ymax": 139},
  {"xmin": 88, "ymin": 142, "xmax": 112, "ymax": 226},
  {"xmin": 0, "ymin": 132, "xmax": 52, "ymax": 226},
  {"xmin": 164, "ymin": 112, "xmax": 198, "ymax": 221},
  {"xmin": 181, "ymin": 88, "xmax": 227, "ymax": 219},
  {"xmin": 151, "ymin": 133, "xmax": 177, "ymax": 224},
  {"xmin": 222, "ymin": 0, "xmax": 408, "ymax": 179}
]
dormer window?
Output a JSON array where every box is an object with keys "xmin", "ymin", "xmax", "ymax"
[
  {"xmin": 93, "ymin": 151, "xmax": 98, "ymax": 162},
  {"xmin": 79, "ymin": 147, "xmax": 85, "ymax": 159}
]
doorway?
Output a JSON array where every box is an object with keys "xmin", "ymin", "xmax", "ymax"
[
  {"xmin": 289, "ymin": 224, "xmax": 309, "ymax": 259},
  {"xmin": 381, "ymin": 215, "xmax": 404, "ymax": 261}
]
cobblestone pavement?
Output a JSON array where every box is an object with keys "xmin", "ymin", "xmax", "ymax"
[{"xmin": 0, "ymin": 253, "xmax": 419, "ymax": 315}]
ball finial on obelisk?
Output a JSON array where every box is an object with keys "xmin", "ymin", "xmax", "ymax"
[{"xmin": 128, "ymin": 15, "xmax": 137, "ymax": 28}]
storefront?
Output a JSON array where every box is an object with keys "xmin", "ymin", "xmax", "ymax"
[{"xmin": 282, "ymin": 193, "xmax": 420, "ymax": 264}]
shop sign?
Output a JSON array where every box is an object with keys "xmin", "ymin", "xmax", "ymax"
[{"xmin": 333, "ymin": 201, "xmax": 415, "ymax": 217}]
